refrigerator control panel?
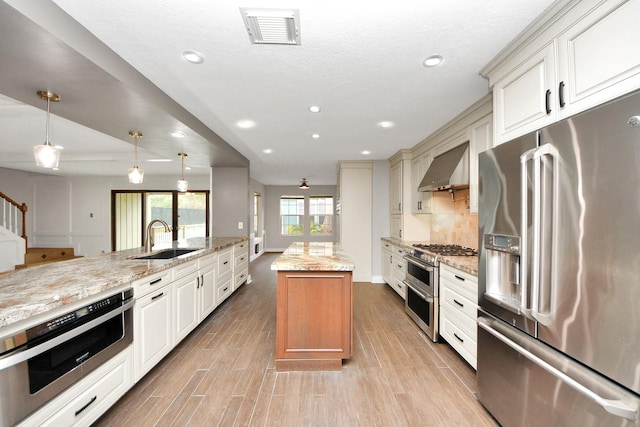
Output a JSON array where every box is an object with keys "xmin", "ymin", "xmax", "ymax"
[{"xmin": 484, "ymin": 234, "xmax": 520, "ymax": 254}]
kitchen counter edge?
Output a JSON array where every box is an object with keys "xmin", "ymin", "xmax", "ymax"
[
  {"xmin": 0, "ymin": 236, "xmax": 248, "ymax": 330},
  {"xmin": 381, "ymin": 237, "xmax": 478, "ymax": 276}
]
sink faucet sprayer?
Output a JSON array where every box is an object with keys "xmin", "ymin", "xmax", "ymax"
[{"xmin": 145, "ymin": 219, "xmax": 171, "ymax": 252}]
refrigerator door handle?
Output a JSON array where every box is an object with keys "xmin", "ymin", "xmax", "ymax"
[
  {"xmin": 477, "ymin": 317, "xmax": 638, "ymax": 420},
  {"xmin": 520, "ymin": 148, "xmax": 537, "ymax": 318},
  {"xmin": 529, "ymin": 144, "xmax": 558, "ymax": 326}
]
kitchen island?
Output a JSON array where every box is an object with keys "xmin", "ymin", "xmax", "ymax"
[{"xmin": 271, "ymin": 242, "xmax": 355, "ymax": 371}]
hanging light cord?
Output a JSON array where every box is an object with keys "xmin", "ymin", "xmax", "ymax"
[
  {"xmin": 133, "ymin": 135, "xmax": 139, "ymax": 167},
  {"xmin": 44, "ymin": 96, "xmax": 51, "ymax": 145},
  {"xmin": 181, "ymin": 154, "xmax": 185, "ymax": 179}
]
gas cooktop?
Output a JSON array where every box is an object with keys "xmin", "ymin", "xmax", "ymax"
[{"xmin": 412, "ymin": 243, "xmax": 478, "ymax": 257}]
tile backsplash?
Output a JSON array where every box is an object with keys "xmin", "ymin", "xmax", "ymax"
[{"xmin": 429, "ymin": 189, "xmax": 478, "ymax": 249}]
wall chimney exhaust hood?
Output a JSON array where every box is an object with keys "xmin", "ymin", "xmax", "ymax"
[{"xmin": 418, "ymin": 143, "xmax": 469, "ymax": 192}]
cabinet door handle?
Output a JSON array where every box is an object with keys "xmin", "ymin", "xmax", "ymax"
[
  {"xmin": 151, "ymin": 292, "xmax": 164, "ymax": 301},
  {"xmin": 223, "ymin": 286, "xmax": 229, "ymax": 292},
  {"xmin": 150, "ymin": 278, "xmax": 162, "ymax": 285},
  {"xmin": 454, "ymin": 275, "xmax": 465, "ymax": 282},
  {"xmin": 545, "ymin": 89, "xmax": 552, "ymax": 115},
  {"xmin": 399, "ymin": 229, "xmax": 402, "ymax": 238},
  {"xmin": 558, "ymin": 81, "xmax": 565, "ymax": 107},
  {"xmin": 454, "ymin": 299, "xmax": 464, "ymax": 308},
  {"xmin": 453, "ymin": 333, "xmax": 464, "ymax": 343},
  {"xmin": 75, "ymin": 395, "xmax": 97, "ymax": 417},
  {"xmin": 224, "ymin": 261, "xmax": 229, "ymax": 265}
]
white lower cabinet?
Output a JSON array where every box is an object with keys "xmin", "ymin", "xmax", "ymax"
[
  {"xmin": 20, "ymin": 346, "xmax": 133, "ymax": 427},
  {"xmin": 134, "ymin": 279, "xmax": 173, "ymax": 381},
  {"xmin": 439, "ymin": 264, "xmax": 478, "ymax": 369},
  {"xmin": 174, "ymin": 270, "xmax": 199, "ymax": 344},
  {"xmin": 198, "ymin": 254, "xmax": 217, "ymax": 321},
  {"xmin": 382, "ymin": 241, "xmax": 393, "ymax": 285},
  {"xmin": 217, "ymin": 247, "xmax": 233, "ymax": 304},
  {"xmin": 233, "ymin": 241, "xmax": 249, "ymax": 290},
  {"xmin": 390, "ymin": 246, "xmax": 407, "ymax": 299}
]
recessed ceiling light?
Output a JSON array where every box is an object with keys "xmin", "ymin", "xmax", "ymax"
[
  {"xmin": 423, "ymin": 54, "xmax": 443, "ymax": 67},
  {"xmin": 309, "ymin": 105, "xmax": 321, "ymax": 113},
  {"xmin": 185, "ymin": 166, "xmax": 192, "ymax": 171},
  {"xmin": 237, "ymin": 119, "xmax": 256, "ymax": 129},
  {"xmin": 378, "ymin": 121, "xmax": 394, "ymax": 128},
  {"xmin": 311, "ymin": 133, "xmax": 320, "ymax": 139},
  {"xmin": 361, "ymin": 150, "xmax": 371, "ymax": 155},
  {"xmin": 183, "ymin": 50, "xmax": 204, "ymax": 64},
  {"xmin": 262, "ymin": 148, "xmax": 273, "ymax": 154},
  {"xmin": 171, "ymin": 131, "xmax": 185, "ymax": 138}
]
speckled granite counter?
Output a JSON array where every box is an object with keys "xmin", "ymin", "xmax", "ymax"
[
  {"xmin": 271, "ymin": 242, "xmax": 355, "ymax": 272},
  {"xmin": 0, "ymin": 236, "xmax": 247, "ymax": 329},
  {"xmin": 381, "ymin": 237, "xmax": 478, "ymax": 276}
]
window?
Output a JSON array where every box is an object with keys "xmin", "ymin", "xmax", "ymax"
[
  {"xmin": 280, "ymin": 196, "xmax": 304, "ymax": 235},
  {"xmin": 310, "ymin": 196, "xmax": 334, "ymax": 235},
  {"xmin": 253, "ymin": 192, "xmax": 261, "ymax": 235},
  {"xmin": 112, "ymin": 190, "xmax": 209, "ymax": 251}
]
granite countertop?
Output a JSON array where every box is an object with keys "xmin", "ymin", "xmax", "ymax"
[
  {"xmin": 0, "ymin": 236, "xmax": 247, "ymax": 329},
  {"xmin": 381, "ymin": 237, "xmax": 479, "ymax": 276},
  {"xmin": 271, "ymin": 242, "xmax": 355, "ymax": 272}
]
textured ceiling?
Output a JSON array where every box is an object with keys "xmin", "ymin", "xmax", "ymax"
[{"xmin": 0, "ymin": 0, "xmax": 555, "ymax": 184}]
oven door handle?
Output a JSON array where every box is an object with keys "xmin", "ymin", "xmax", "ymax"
[
  {"xmin": 404, "ymin": 256, "xmax": 435, "ymax": 273},
  {"xmin": 403, "ymin": 281, "xmax": 431, "ymax": 302},
  {"xmin": 0, "ymin": 298, "xmax": 135, "ymax": 371}
]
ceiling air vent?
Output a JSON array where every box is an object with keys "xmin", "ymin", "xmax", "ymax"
[{"xmin": 239, "ymin": 8, "xmax": 301, "ymax": 45}]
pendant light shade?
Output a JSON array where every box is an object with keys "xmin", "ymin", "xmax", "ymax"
[
  {"xmin": 34, "ymin": 91, "xmax": 61, "ymax": 168},
  {"xmin": 128, "ymin": 131, "xmax": 144, "ymax": 184},
  {"xmin": 299, "ymin": 178, "xmax": 309, "ymax": 189},
  {"xmin": 177, "ymin": 152, "xmax": 188, "ymax": 192}
]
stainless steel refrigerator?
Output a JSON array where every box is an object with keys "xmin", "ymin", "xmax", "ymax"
[{"xmin": 477, "ymin": 89, "xmax": 640, "ymax": 426}]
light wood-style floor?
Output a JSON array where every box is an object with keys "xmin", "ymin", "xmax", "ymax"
[{"xmin": 94, "ymin": 253, "xmax": 498, "ymax": 427}]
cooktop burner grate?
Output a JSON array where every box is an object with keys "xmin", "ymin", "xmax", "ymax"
[{"xmin": 412, "ymin": 244, "xmax": 478, "ymax": 257}]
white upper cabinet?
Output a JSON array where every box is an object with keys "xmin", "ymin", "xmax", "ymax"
[
  {"xmin": 411, "ymin": 151, "xmax": 432, "ymax": 214},
  {"xmin": 486, "ymin": 0, "xmax": 640, "ymax": 145},
  {"xmin": 390, "ymin": 160, "xmax": 403, "ymax": 215},
  {"xmin": 556, "ymin": 0, "xmax": 640, "ymax": 118},
  {"xmin": 493, "ymin": 42, "xmax": 557, "ymax": 144}
]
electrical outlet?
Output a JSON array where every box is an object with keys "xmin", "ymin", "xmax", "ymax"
[{"xmin": 238, "ymin": 221, "xmax": 244, "ymax": 229}]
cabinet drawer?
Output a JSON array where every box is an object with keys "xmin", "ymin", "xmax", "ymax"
[
  {"xmin": 30, "ymin": 347, "xmax": 133, "ymax": 427},
  {"xmin": 439, "ymin": 266, "xmax": 477, "ymax": 303},
  {"xmin": 234, "ymin": 268, "xmax": 248, "ymax": 289},
  {"xmin": 132, "ymin": 269, "xmax": 172, "ymax": 298},
  {"xmin": 234, "ymin": 241, "xmax": 248, "ymax": 253},
  {"xmin": 198, "ymin": 253, "xmax": 216, "ymax": 270},
  {"xmin": 217, "ymin": 275, "xmax": 233, "ymax": 304},
  {"xmin": 234, "ymin": 252, "xmax": 248, "ymax": 269},
  {"xmin": 441, "ymin": 286, "xmax": 477, "ymax": 326},
  {"xmin": 390, "ymin": 277, "xmax": 406, "ymax": 299},
  {"xmin": 217, "ymin": 248, "xmax": 232, "ymax": 276},
  {"xmin": 174, "ymin": 258, "xmax": 198, "ymax": 278},
  {"xmin": 440, "ymin": 317, "xmax": 477, "ymax": 369}
]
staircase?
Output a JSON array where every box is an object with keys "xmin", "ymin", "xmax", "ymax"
[
  {"xmin": 0, "ymin": 191, "xmax": 27, "ymax": 272},
  {"xmin": 15, "ymin": 247, "xmax": 82, "ymax": 269}
]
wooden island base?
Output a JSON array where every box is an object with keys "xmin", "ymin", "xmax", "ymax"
[{"xmin": 274, "ymin": 268, "xmax": 354, "ymax": 372}]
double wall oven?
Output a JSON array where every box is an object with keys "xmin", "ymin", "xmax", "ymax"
[
  {"xmin": 0, "ymin": 288, "xmax": 134, "ymax": 427},
  {"xmin": 404, "ymin": 244, "xmax": 477, "ymax": 342}
]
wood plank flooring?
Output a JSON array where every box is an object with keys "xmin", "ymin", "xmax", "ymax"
[{"xmin": 94, "ymin": 253, "xmax": 498, "ymax": 427}]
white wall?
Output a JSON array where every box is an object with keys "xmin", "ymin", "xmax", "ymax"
[
  {"xmin": 338, "ymin": 162, "xmax": 372, "ymax": 283},
  {"xmin": 371, "ymin": 160, "xmax": 390, "ymax": 283},
  {"xmin": 264, "ymin": 185, "xmax": 337, "ymax": 251},
  {"xmin": 249, "ymin": 177, "xmax": 266, "ymax": 260}
]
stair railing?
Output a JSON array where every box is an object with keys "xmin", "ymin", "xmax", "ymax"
[{"xmin": 0, "ymin": 191, "xmax": 28, "ymax": 246}]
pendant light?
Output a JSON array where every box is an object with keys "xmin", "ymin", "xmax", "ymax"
[
  {"xmin": 33, "ymin": 91, "xmax": 61, "ymax": 168},
  {"xmin": 299, "ymin": 178, "xmax": 309, "ymax": 189},
  {"xmin": 128, "ymin": 131, "xmax": 144, "ymax": 184},
  {"xmin": 177, "ymin": 152, "xmax": 188, "ymax": 192}
]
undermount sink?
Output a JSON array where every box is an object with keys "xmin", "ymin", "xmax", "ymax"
[{"xmin": 134, "ymin": 248, "xmax": 201, "ymax": 260}]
